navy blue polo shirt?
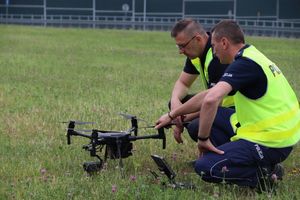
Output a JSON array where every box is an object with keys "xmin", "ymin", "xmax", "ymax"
[
  {"xmin": 220, "ymin": 45, "xmax": 267, "ymax": 99},
  {"xmin": 183, "ymin": 34, "xmax": 228, "ymax": 88}
]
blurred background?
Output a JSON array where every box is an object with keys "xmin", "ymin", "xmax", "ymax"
[{"xmin": 0, "ymin": 0, "xmax": 300, "ymax": 38}]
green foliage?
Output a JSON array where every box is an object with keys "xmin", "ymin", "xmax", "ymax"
[{"xmin": 0, "ymin": 25, "xmax": 300, "ymax": 199}]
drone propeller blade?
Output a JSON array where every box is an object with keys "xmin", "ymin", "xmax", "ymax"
[
  {"xmin": 136, "ymin": 118, "xmax": 149, "ymax": 124},
  {"xmin": 118, "ymin": 112, "xmax": 136, "ymax": 119},
  {"xmin": 76, "ymin": 129, "xmax": 93, "ymax": 132},
  {"xmin": 61, "ymin": 121, "xmax": 95, "ymax": 125},
  {"xmin": 118, "ymin": 112, "xmax": 152, "ymax": 126},
  {"xmin": 66, "ymin": 128, "xmax": 93, "ymax": 132}
]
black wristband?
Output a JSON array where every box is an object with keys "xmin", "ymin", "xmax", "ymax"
[
  {"xmin": 167, "ymin": 111, "xmax": 174, "ymax": 120},
  {"xmin": 197, "ymin": 135, "xmax": 209, "ymax": 141}
]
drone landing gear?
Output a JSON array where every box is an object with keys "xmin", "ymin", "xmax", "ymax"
[
  {"xmin": 103, "ymin": 139, "xmax": 130, "ymax": 178},
  {"xmin": 82, "ymin": 135, "xmax": 132, "ymax": 176}
]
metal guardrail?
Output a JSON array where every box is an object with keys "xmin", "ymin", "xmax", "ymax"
[{"xmin": 1, "ymin": 14, "xmax": 300, "ymax": 38}]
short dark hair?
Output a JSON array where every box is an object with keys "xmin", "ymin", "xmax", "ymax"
[
  {"xmin": 211, "ymin": 20, "xmax": 245, "ymax": 44},
  {"xmin": 171, "ymin": 18, "xmax": 206, "ymax": 38}
]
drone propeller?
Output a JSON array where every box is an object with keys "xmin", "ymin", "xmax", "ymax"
[
  {"xmin": 61, "ymin": 120, "xmax": 95, "ymax": 125},
  {"xmin": 118, "ymin": 112, "xmax": 149, "ymax": 124},
  {"xmin": 66, "ymin": 128, "xmax": 93, "ymax": 133},
  {"xmin": 133, "ymin": 121, "xmax": 191, "ymax": 130},
  {"xmin": 118, "ymin": 112, "xmax": 136, "ymax": 119}
]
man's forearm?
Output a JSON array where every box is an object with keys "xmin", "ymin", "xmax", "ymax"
[
  {"xmin": 170, "ymin": 90, "xmax": 209, "ymax": 118},
  {"xmin": 198, "ymin": 99, "xmax": 219, "ymax": 138},
  {"xmin": 198, "ymin": 81, "xmax": 231, "ymax": 138},
  {"xmin": 170, "ymin": 81, "xmax": 189, "ymax": 109},
  {"xmin": 183, "ymin": 112, "xmax": 199, "ymax": 122}
]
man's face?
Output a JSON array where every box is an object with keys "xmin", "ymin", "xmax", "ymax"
[
  {"xmin": 175, "ymin": 32, "xmax": 200, "ymax": 59},
  {"xmin": 211, "ymin": 33, "xmax": 228, "ymax": 64}
]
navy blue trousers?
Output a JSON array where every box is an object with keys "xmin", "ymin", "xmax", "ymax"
[{"xmin": 186, "ymin": 107, "xmax": 292, "ymax": 187}]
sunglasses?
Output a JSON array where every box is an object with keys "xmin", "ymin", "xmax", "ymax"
[{"xmin": 176, "ymin": 35, "xmax": 197, "ymax": 50}]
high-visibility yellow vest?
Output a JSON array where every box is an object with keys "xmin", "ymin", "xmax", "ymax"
[
  {"xmin": 230, "ymin": 45, "xmax": 300, "ymax": 147},
  {"xmin": 191, "ymin": 48, "xmax": 234, "ymax": 107}
]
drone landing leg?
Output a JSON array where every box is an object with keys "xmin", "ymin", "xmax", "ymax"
[
  {"xmin": 104, "ymin": 146, "xmax": 108, "ymax": 163},
  {"xmin": 116, "ymin": 139, "xmax": 125, "ymax": 178}
]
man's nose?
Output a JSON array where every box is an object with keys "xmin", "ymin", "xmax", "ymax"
[{"xmin": 179, "ymin": 48, "xmax": 185, "ymax": 54}]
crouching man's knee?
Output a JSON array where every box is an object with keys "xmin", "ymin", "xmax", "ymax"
[
  {"xmin": 195, "ymin": 159, "xmax": 211, "ymax": 179},
  {"xmin": 194, "ymin": 158, "xmax": 223, "ymax": 183}
]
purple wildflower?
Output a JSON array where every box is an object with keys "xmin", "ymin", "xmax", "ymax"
[
  {"xmin": 172, "ymin": 152, "xmax": 177, "ymax": 161},
  {"xmin": 112, "ymin": 185, "xmax": 117, "ymax": 193},
  {"xmin": 130, "ymin": 175, "xmax": 136, "ymax": 182}
]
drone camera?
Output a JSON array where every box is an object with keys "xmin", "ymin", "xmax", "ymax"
[{"xmin": 83, "ymin": 160, "xmax": 103, "ymax": 174}]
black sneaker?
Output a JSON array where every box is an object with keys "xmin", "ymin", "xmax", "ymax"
[
  {"xmin": 270, "ymin": 163, "xmax": 284, "ymax": 182},
  {"xmin": 257, "ymin": 163, "xmax": 284, "ymax": 193}
]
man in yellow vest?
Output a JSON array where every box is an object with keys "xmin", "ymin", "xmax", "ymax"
[
  {"xmin": 156, "ymin": 20, "xmax": 300, "ymax": 191},
  {"xmin": 169, "ymin": 19, "xmax": 233, "ymax": 145}
]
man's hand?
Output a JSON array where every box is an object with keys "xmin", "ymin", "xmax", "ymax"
[
  {"xmin": 155, "ymin": 113, "xmax": 185, "ymax": 143},
  {"xmin": 155, "ymin": 113, "xmax": 172, "ymax": 129},
  {"xmin": 197, "ymin": 139, "xmax": 224, "ymax": 158},
  {"xmin": 172, "ymin": 116, "xmax": 184, "ymax": 143}
]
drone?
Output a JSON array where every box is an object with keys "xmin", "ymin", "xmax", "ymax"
[{"xmin": 64, "ymin": 113, "xmax": 167, "ymax": 174}]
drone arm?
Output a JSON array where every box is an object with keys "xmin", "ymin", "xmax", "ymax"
[
  {"xmin": 130, "ymin": 135, "xmax": 159, "ymax": 140},
  {"xmin": 67, "ymin": 129, "xmax": 92, "ymax": 145},
  {"xmin": 128, "ymin": 128, "xmax": 166, "ymax": 149}
]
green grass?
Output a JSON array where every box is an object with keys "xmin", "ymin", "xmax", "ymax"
[{"xmin": 0, "ymin": 25, "xmax": 300, "ymax": 199}]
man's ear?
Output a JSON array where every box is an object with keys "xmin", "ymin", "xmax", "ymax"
[
  {"xmin": 221, "ymin": 37, "xmax": 228, "ymax": 49},
  {"xmin": 195, "ymin": 34, "xmax": 202, "ymax": 42}
]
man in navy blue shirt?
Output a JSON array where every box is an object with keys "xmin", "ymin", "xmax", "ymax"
[{"xmin": 168, "ymin": 19, "xmax": 231, "ymax": 144}]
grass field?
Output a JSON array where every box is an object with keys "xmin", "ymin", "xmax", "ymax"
[{"xmin": 1, "ymin": 25, "xmax": 300, "ymax": 199}]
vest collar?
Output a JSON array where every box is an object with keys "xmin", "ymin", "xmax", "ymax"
[
  {"xmin": 199, "ymin": 32, "xmax": 212, "ymax": 67},
  {"xmin": 235, "ymin": 44, "xmax": 251, "ymax": 59}
]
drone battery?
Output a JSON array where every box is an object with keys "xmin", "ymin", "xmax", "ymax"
[{"xmin": 106, "ymin": 142, "xmax": 133, "ymax": 159}]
